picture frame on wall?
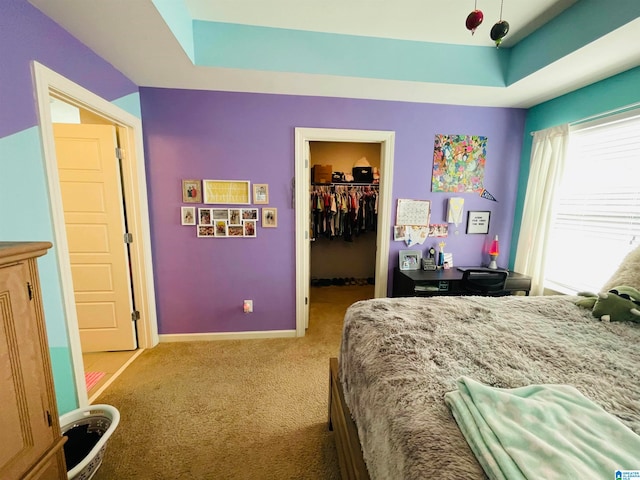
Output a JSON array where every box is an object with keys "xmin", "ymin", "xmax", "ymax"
[
  {"xmin": 214, "ymin": 221, "xmax": 228, "ymax": 237},
  {"xmin": 198, "ymin": 208, "xmax": 212, "ymax": 225},
  {"xmin": 181, "ymin": 206, "xmax": 195, "ymax": 225},
  {"xmin": 182, "ymin": 179, "xmax": 202, "ymax": 203},
  {"xmin": 243, "ymin": 220, "xmax": 257, "ymax": 237},
  {"xmin": 228, "ymin": 225, "xmax": 244, "ymax": 237},
  {"xmin": 242, "ymin": 208, "xmax": 259, "ymax": 221},
  {"xmin": 229, "ymin": 209, "xmax": 242, "ymax": 225},
  {"xmin": 262, "ymin": 207, "xmax": 277, "ymax": 228},
  {"xmin": 253, "ymin": 184, "xmax": 269, "ymax": 204},
  {"xmin": 212, "ymin": 209, "xmax": 229, "ymax": 221},
  {"xmin": 466, "ymin": 211, "xmax": 491, "ymax": 234},
  {"xmin": 197, "ymin": 225, "xmax": 215, "ymax": 238},
  {"xmin": 203, "ymin": 179, "xmax": 251, "ymax": 205}
]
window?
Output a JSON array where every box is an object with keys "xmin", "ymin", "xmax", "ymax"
[{"xmin": 545, "ymin": 111, "xmax": 640, "ymax": 294}]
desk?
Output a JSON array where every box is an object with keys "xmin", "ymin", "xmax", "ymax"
[{"xmin": 393, "ymin": 267, "xmax": 532, "ymax": 297}]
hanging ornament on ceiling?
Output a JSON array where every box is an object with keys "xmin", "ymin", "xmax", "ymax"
[
  {"xmin": 490, "ymin": 0, "xmax": 509, "ymax": 47},
  {"xmin": 465, "ymin": 1, "xmax": 484, "ymax": 35}
]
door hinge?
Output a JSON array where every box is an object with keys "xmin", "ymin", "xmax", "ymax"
[
  {"xmin": 124, "ymin": 232, "xmax": 133, "ymax": 244},
  {"xmin": 305, "ymin": 297, "xmax": 308, "ymax": 305},
  {"xmin": 305, "ymin": 158, "xmax": 309, "ymax": 168},
  {"xmin": 46, "ymin": 410, "xmax": 52, "ymax": 427},
  {"xmin": 131, "ymin": 310, "xmax": 140, "ymax": 322},
  {"xmin": 115, "ymin": 147, "xmax": 123, "ymax": 160},
  {"xmin": 27, "ymin": 282, "xmax": 33, "ymax": 301}
]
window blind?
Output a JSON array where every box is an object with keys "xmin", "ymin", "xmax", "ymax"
[{"xmin": 544, "ymin": 113, "xmax": 640, "ymax": 294}]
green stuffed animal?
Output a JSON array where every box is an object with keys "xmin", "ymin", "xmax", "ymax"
[{"xmin": 576, "ymin": 286, "xmax": 640, "ymax": 323}]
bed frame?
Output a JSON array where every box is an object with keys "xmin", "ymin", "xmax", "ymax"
[{"xmin": 328, "ymin": 357, "xmax": 371, "ymax": 480}]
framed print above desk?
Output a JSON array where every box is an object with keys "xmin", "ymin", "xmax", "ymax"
[{"xmin": 466, "ymin": 210, "xmax": 491, "ymax": 234}]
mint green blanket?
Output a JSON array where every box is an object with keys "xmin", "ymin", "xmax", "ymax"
[{"xmin": 444, "ymin": 377, "xmax": 640, "ymax": 480}]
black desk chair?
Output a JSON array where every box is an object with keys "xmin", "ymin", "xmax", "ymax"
[{"xmin": 461, "ymin": 269, "xmax": 509, "ymax": 296}]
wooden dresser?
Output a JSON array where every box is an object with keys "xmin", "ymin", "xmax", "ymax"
[{"xmin": 0, "ymin": 242, "xmax": 67, "ymax": 480}]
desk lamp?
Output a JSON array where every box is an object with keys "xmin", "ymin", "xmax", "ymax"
[{"xmin": 488, "ymin": 235, "xmax": 499, "ymax": 269}]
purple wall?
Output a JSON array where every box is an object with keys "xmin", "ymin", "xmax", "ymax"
[
  {"xmin": 140, "ymin": 88, "xmax": 526, "ymax": 334},
  {"xmin": 0, "ymin": 0, "xmax": 137, "ymax": 137}
]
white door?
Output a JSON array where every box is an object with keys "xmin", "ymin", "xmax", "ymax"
[{"xmin": 54, "ymin": 123, "xmax": 136, "ymax": 352}]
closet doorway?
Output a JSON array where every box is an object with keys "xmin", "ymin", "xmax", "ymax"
[
  {"xmin": 294, "ymin": 128, "xmax": 395, "ymax": 336},
  {"xmin": 309, "ymin": 142, "xmax": 379, "ymax": 322}
]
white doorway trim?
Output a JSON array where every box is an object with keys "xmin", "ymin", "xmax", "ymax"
[
  {"xmin": 294, "ymin": 127, "xmax": 395, "ymax": 336},
  {"xmin": 32, "ymin": 61, "xmax": 158, "ymax": 407}
]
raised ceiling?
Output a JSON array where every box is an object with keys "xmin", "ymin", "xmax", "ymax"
[{"xmin": 29, "ymin": 0, "xmax": 640, "ymax": 108}]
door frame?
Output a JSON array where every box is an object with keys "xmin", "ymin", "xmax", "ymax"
[
  {"xmin": 32, "ymin": 61, "xmax": 158, "ymax": 407},
  {"xmin": 294, "ymin": 128, "xmax": 395, "ymax": 336}
]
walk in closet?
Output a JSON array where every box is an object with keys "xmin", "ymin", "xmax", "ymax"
[{"xmin": 309, "ymin": 141, "xmax": 380, "ymax": 297}]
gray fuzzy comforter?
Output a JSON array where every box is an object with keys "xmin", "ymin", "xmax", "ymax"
[{"xmin": 339, "ymin": 295, "xmax": 640, "ymax": 480}]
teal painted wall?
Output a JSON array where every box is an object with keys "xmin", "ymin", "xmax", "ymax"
[
  {"xmin": 0, "ymin": 126, "xmax": 78, "ymax": 412},
  {"xmin": 193, "ymin": 21, "xmax": 508, "ymax": 86},
  {"xmin": 509, "ymin": 66, "xmax": 640, "ymax": 266},
  {"xmin": 508, "ymin": 0, "xmax": 640, "ymax": 85},
  {"xmin": 113, "ymin": 92, "xmax": 143, "ymax": 119},
  {"xmin": 0, "ymin": 93, "xmax": 141, "ymax": 414},
  {"xmin": 151, "ymin": 0, "xmax": 195, "ymax": 62}
]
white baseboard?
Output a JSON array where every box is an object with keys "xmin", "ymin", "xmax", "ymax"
[{"xmin": 158, "ymin": 330, "xmax": 297, "ymax": 342}]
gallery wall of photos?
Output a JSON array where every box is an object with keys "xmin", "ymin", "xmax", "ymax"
[{"xmin": 180, "ymin": 179, "xmax": 277, "ymax": 238}]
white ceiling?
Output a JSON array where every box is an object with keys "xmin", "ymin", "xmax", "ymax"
[
  {"xmin": 29, "ymin": 0, "xmax": 640, "ymax": 108},
  {"xmin": 183, "ymin": 0, "xmax": 578, "ymax": 48}
]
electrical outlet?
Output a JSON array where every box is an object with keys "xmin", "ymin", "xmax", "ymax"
[{"xmin": 243, "ymin": 300, "xmax": 253, "ymax": 313}]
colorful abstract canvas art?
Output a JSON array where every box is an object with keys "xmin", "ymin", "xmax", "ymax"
[{"xmin": 431, "ymin": 134, "xmax": 487, "ymax": 192}]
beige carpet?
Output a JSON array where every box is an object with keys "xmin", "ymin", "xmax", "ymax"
[{"xmin": 93, "ymin": 285, "xmax": 374, "ymax": 480}]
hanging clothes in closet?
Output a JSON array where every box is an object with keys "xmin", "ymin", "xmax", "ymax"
[{"xmin": 310, "ymin": 185, "xmax": 378, "ymax": 242}]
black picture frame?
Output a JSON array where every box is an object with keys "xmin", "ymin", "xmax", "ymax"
[{"xmin": 466, "ymin": 211, "xmax": 491, "ymax": 234}]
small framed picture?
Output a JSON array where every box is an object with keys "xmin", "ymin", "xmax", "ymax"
[
  {"xmin": 466, "ymin": 211, "xmax": 491, "ymax": 234},
  {"xmin": 228, "ymin": 209, "xmax": 242, "ymax": 225},
  {"xmin": 253, "ymin": 184, "xmax": 269, "ymax": 204},
  {"xmin": 182, "ymin": 179, "xmax": 202, "ymax": 203},
  {"xmin": 399, "ymin": 249, "xmax": 422, "ymax": 271},
  {"xmin": 228, "ymin": 225, "xmax": 244, "ymax": 237},
  {"xmin": 197, "ymin": 225, "xmax": 215, "ymax": 238},
  {"xmin": 243, "ymin": 220, "xmax": 257, "ymax": 237},
  {"xmin": 198, "ymin": 208, "xmax": 212, "ymax": 225},
  {"xmin": 242, "ymin": 208, "xmax": 259, "ymax": 221},
  {"xmin": 262, "ymin": 208, "xmax": 277, "ymax": 228},
  {"xmin": 181, "ymin": 206, "xmax": 195, "ymax": 225},
  {"xmin": 211, "ymin": 208, "xmax": 229, "ymax": 221},
  {"xmin": 214, "ymin": 220, "xmax": 228, "ymax": 237}
]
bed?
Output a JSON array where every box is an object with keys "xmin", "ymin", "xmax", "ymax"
[{"xmin": 328, "ymin": 252, "xmax": 640, "ymax": 480}]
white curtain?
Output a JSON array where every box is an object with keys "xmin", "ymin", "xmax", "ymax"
[{"xmin": 514, "ymin": 125, "xmax": 569, "ymax": 295}]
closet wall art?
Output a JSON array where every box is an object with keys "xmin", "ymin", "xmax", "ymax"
[{"xmin": 180, "ymin": 179, "xmax": 276, "ymax": 238}]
